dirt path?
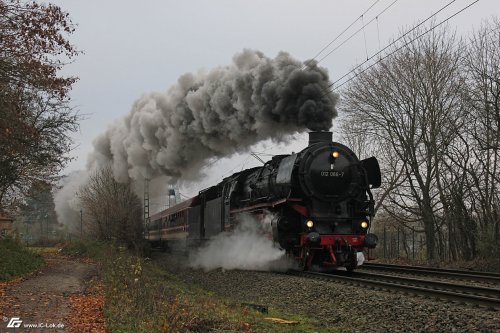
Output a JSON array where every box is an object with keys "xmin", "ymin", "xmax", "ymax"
[{"xmin": 0, "ymin": 256, "xmax": 98, "ymax": 333}]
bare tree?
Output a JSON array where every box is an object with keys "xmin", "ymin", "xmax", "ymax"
[
  {"xmin": 338, "ymin": 114, "xmax": 405, "ymax": 217},
  {"xmin": 341, "ymin": 26, "xmax": 466, "ymax": 260},
  {"xmin": 78, "ymin": 166, "xmax": 143, "ymax": 247},
  {"xmin": 461, "ymin": 18, "xmax": 500, "ymax": 256}
]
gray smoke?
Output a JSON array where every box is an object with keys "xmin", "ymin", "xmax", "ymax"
[
  {"xmin": 54, "ymin": 170, "xmax": 88, "ymax": 231},
  {"xmin": 88, "ymin": 49, "xmax": 338, "ymax": 183},
  {"xmin": 189, "ymin": 213, "xmax": 294, "ymax": 271}
]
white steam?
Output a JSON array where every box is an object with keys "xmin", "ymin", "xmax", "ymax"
[{"xmin": 189, "ymin": 213, "xmax": 293, "ymax": 272}]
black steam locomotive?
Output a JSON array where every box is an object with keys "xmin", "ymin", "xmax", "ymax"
[{"xmin": 146, "ymin": 131, "xmax": 381, "ymax": 270}]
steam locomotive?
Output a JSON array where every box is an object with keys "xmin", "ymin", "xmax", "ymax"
[{"xmin": 146, "ymin": 131, "xmax": 381, "ymax": 271}]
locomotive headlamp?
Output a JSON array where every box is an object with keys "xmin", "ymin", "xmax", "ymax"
[
  {"xmin": 306, "ymin": 220, "xmax": 314, "ymax": 228},
  {"xmin": 360, "ymin": 221, "xmax": 369, "ymax": 229},
  {"xmin": 331, "ymin": 151, "xmax": 340, "ymax": 158}
]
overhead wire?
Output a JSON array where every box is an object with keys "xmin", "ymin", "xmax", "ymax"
[
  {"xmin": 173, "ymin": 2, "xmax": 397, "ymax": 194},
  {"xmin": 160, "ymin": 2, "xmax": 479, "ymax": 201},
  {"xmin": 323, "ymin": 0, "xmax": 475, "ymax": 93},
  {"xmin": 361, "ymin": 15, "xmax": 369, "ymax": 60},
  {"xmin": 316, "ymin": 0, "xmax": 400, "ymax": 64},
  {"xmin": 302, "ymin": 0, "xmax": 381, "ymax": 68},
  {"xmin": 249, "ymin": 151, "xmax": 276, "ymax": 157},
  {"xmin": 376, "ymin": 16, "xmax": 382, "ymax": 53}
]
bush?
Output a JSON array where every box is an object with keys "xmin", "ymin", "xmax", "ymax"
[
  {"xmin": 61, "ymin": 240, "xmax": 112, "ymax": 259},
  {"xmin": 0, "ymin": 238, "xmax": 45, "ymax": 281},
  {"xmin": 477, "ymin": 230, "xmax": 500, "ymax": 271},
  {"xmin": 77, "ymin": 166, "xmax": 143, "ymax": 247}
]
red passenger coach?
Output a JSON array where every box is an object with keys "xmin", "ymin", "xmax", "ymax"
[{"xmin": 145, "ymin": 197, "xmax": 196, "ymax": 249}]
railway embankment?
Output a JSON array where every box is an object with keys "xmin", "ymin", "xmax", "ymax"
[
  {"xmin": 2, "ymin": 240, "xmax": 498, "ymax": 332},
  {"xmin": 63, "ymin": 241, "xmax": 328, "ymax": 333},
  {"xmin": 156, "ymin": 252, "xmax": 500, "ymax": 333}
]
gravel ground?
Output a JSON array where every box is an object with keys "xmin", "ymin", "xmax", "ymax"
[{"xmin": 155, "ymin": 253, "xmax": 500, "ymax": 333}]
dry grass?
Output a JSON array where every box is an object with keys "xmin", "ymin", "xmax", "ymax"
[
  {"xmin": 64, "ymin": 241, "xmax": 328, "ymax": 332},
  {"xmin": 102, "ymin": 249, "xmax": 326, "ymax": 332}
]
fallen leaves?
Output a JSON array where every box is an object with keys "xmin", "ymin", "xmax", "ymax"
[
  {"xmin": 69, "ymin": 294, "xmax": 107, "ymax": 332},
  {"xmin": 1, "ymin": 252, "xmax": 108, "ymax": 333},
  {"xmin": 0, "ymin": 277, "xmax": 27, "ymax": 318},
  {"xmin": 69, "ymin": 276, "xmax": 108, "ymax": 332}
]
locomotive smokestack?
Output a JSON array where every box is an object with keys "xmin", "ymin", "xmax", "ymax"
[{"xmin": 308, "ymin": 131, "xmax": 332, "ymax": 146}]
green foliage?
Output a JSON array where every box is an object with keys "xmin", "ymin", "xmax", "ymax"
[
  {"xmin": 0, "ymin": 238, "xmax": 45, "ymax": 281},
  {"xmin": 61, "ymin": 240, "xmax": 112, "ymax": 259},
  {"xmin": 62, "ymin": 239, "xmax": 151, "ymax": 260},
  {"xmin": 19, "ymin": 181, "xmax": 58, "ymax": 225}
]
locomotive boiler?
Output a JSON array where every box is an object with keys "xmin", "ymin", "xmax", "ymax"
[{"xmin": 146, "ymin": 131, "xmax": 381, "ymax": 271}]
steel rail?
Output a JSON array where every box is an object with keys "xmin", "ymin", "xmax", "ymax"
[
  {"xmin": 289, "ymin": 270, "xmax": 500, "ymax": 310},
  {"xmin": 353, "ymin": 271, "xmax": 500, "ymax": 299},
  {"xmin": 361, "ymin": 263, "xmax": 500, "ymax": 283}
]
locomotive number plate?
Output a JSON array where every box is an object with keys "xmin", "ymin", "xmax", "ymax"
[{"xmin": 320, "ymin": 171, "xmax": 344, "ymax": 177}]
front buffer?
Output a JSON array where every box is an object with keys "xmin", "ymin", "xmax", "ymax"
[{"xmin": 296, "ymin": 232, "xmax": 378, "ymax": 271}]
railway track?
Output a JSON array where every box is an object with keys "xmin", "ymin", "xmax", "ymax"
[
  {"xmin": 360, "ymin": 262, "xmax": 500, "ymax": 284},
  {"xmin": 289, "ymin": 269, "xmax": 500, "ymax": 310}
]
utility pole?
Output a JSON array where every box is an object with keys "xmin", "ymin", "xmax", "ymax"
[
  {"xmin": 144, "ymin": 179, "xmax": 150, "ymax": 229},
  {"xmin": 250, "ymin": 152, "xmax": 266, "ymax": 164},
  {"xmin": 412, "ymin": 229, "xmax": 415, "ymax": 260},
  {"xmin": 25, "ymin": 222, "xmax": 29, "ymax": 246},
  {"xmin": 383, "ymin": 224, "xmax": 387, "ymax": 258},
  {"xmin": 397, "ymin": 227, "xmax": 400, "ymax": 258},
  {"xmin": 168, "ymin": 185, "xmax": 176, "ymax": 208},
  {"xmin": 80, "ymin": 209, "xmax": 83, "ymax": 238}
]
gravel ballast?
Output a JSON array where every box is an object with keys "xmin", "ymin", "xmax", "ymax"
[{"xmin": 156, "ymin": 253, "xmax": 500, "ymax": 332}]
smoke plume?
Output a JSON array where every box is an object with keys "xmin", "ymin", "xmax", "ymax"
[
  {"xmin": 189, "ymin": 213, "xmax": 293, "ymax": 271},
  {"xmin": 89, "ymin": 49, "xmax": 338, "ymax": 183},
  {"xmin": 54, "ymin": 170, "xmax": 88, "ymax": 230}
]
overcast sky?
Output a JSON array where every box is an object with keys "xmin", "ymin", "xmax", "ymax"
[{"xmin": 50, "ymin": 0, "xmax": 498, "ymax": 206}]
